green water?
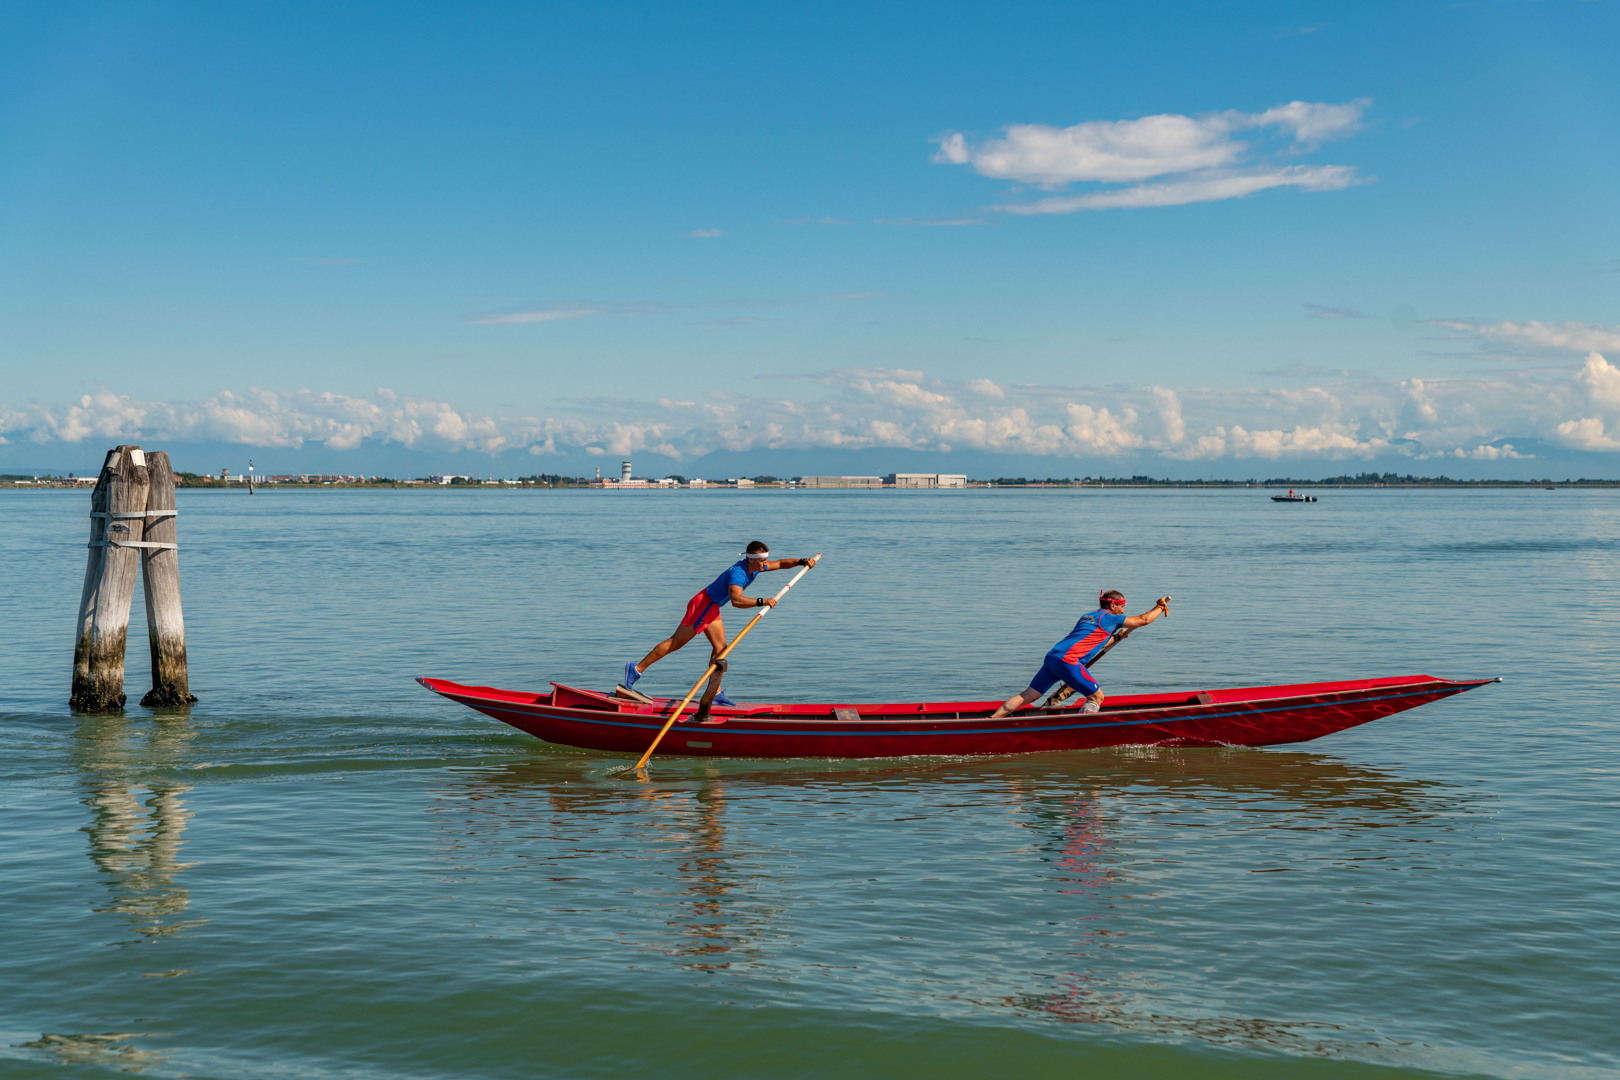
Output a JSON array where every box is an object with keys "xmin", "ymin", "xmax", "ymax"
[{"xmin": 3, "ymin": 488, "xmax": 1616, "ymax": 1078}]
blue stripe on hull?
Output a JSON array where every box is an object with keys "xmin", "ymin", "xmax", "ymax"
[{"xmin": 446, "ymin": 685, "xmax": 1447, "ymax": 739}]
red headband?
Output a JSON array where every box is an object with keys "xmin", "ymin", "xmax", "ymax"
[{"xmin": 1101, "ymin": 593, "xmax": 1123, "ymax": 607}]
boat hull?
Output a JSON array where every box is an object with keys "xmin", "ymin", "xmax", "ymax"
[{"xmin": 417, "ymin": 674, "xmax": 1495, "ymax": 759}]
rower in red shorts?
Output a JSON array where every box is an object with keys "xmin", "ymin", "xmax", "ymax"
[{"xmin": 623, "ymin": 541, "xmax": 818, "ymax": 706}]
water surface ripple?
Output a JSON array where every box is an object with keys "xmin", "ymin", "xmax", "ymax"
[{"xmin": 2, "ymin": 488, "xmax": 1616, "ymax": 1079}]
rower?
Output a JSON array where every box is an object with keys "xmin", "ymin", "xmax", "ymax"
[
  {"xmin": 623, "ymin": 541, "xmax": 818, "ymax": 707},
  {"xmin": 990, "ymin": 590, "xmax": 1171, "ymax": 719}
]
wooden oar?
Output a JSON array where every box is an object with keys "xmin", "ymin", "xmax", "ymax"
[{"xmin": 628, "ymin": 554, "xmax": 822, "ymax": 771}]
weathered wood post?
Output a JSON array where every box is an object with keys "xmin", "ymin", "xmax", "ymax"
[
  {"xmin": 71, "ymin": 446, "xmax": 151, "ymax": 711},
  {"xmin": 140, "ymin": 451, "xmax": 195, "ymax": 705}
]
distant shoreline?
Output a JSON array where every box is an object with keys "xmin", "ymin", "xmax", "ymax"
[{"xmin": 5, "ymin": 478, "xmax": 1617, "ymax": 491}]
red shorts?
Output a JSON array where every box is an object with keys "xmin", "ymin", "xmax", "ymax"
[{"xmin": 681, "ymin": 591, "xmax": 723, "ymax": 630}]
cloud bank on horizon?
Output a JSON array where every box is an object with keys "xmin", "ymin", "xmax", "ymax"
[
  {"xmin": 935, "ymin": 99, "xmax": 1372, "ymax": 213},
  {"xmin": 7, "ymin": 346, "xmax": 1620, "ymax": 465}
]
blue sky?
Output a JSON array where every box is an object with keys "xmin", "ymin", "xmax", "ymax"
[{"xmin": 2, "ymin": 0, "xmax": 1618, "ymax": 476}]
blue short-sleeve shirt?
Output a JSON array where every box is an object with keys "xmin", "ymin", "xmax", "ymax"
[
  {"xmin": 703, "ymin": 560, "xmax": 760, "ymax": 607},
  {"xmin": 1048, "ymin": 609, "xmax": 1127, "ymax": 667}
]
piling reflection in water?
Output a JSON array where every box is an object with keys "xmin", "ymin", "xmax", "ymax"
[{"xmin": 73, "ymin": 716, "xmax": 205, "ymax": 942}]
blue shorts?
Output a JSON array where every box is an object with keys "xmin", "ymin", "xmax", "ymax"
[{"xmin": 1026, "ymin": 653, "xmax": 1100, "ymax": 698}]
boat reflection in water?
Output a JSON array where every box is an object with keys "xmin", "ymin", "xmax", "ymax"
[
  {"xmin": 429, "ymin": 766, "xmax": 782, "ymax": 976},
  {"xmin": 429, "ymin": 744, "xmax": 1471, "ymax": 1058},
  {"xmin": 996, "ymin": 769, "xmax": 1395, "ymax": 1056}
]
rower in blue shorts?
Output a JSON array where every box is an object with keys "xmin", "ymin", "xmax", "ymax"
[{"xmin": 991, "ymin": 590, "xmax": 1170, "ymax": 719}]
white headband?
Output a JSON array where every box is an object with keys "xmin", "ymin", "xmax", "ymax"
[{"xmin": 742, "ymin": 550, "xmax": 769, "ymax": 560}]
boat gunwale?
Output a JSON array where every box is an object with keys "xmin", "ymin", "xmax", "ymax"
[{"xmin": 417, "ymin": 675, "xmax": 1492, "ymax": 735}]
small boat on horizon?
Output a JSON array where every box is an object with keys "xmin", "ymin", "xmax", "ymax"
[
  {"xmin": 418, "ymin": 674, "xmax": 1496, "ymax": 759},
  {"xmin": 1272, "ymin": 489, "xmax": 1317, "ymax": 502}
]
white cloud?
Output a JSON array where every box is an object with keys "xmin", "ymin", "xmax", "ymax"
[
  {"xmin": 937, "ymin": 99, "xmax": 1368, "ymax": 186},
  {"xmin": 1457, "ymin": 443, "xmax": 1531, "ymax": 460},
  {"xmin": 1575, "ymin": 351, "xmax": 1620, "ymax": 410},
  {"xmin": 934, "ymin": 114, "xmax": 1246, "ymax": 185},
  {"xmin": 0, "ymin": 387, "xmax": 537, "ymax": 455},
  {"xmin": 1251, "ymin": 99, "xmax": 1368, "ymax": 145},
  {"xmin": 1554, "ymin": 417, "xmax": 1620, "ymax": 451},
  {"xmin": 1431, "ymin": 319, "xmax": 1620, "ymax": 354},
  {"xmin": 468, "ymin": 305, "xmax": 623, "ymax": 325},
  {"xmin": 10, "ymin": 353, "xmax": 1620, "ymax": 464},
  {"xmin": 1553, "ymin": 352, "xmax": 1620, "ymax": 450},
  {"xmin": 996, "ymin": 165, "xmax": 1361, "ymax": 214},
  {"xmin": 683, "ymin": 228, "xmax": 724, "ymax": 238},
  {"xmin": 1149, "ymin": 387, "xmax": 1185, "ymax": 448},
  {"xmin": 936, "ymin": 99, "xmax": 1370, "ymax": 215}
]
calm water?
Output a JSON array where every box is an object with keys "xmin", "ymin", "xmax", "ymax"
[{"xmin": 2, "ymin": 487, "xmax": 1617, "ymax": 1079}]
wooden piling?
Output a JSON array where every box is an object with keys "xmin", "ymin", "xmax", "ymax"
[
  {"xmin": 139, "ymin": 451, "xmax": 195, "ymax": 706},
  {"xmin": 71, "ymin": 446, "xmax": 151, "ymax": 711}
]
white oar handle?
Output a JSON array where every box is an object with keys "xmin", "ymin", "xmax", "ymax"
[{"xmin": 754, "ymin": 554, "xmax": 820, "ymax": 615}]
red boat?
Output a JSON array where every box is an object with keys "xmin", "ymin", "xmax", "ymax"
[{"xmin": 416, "ymin": 674, "xmax": 1496, "ymax": 758}]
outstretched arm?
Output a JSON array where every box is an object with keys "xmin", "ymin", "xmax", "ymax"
[
  {"xmin": 733, "ymin": 557, "xmax": 816, "ymax": 608},
  {"xmin": 1122, "ymin": 596, "xmax": 1171, "ymax": 629},
  {"xmin": 728, "ymin": 583, "xmax": 774, "ymax": 608}
]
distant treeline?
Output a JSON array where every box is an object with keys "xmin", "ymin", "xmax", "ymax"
[
  {"xmin": 987, "ymin": 473, "xmax": 1620, "ymax": 487},
  {"xmin": 9, "ymin": 470, "xmax": 1620, "ymax": 489},
  {"xmin": 517, "ymin": 474, "xmax": 593, "ymax": 486}
]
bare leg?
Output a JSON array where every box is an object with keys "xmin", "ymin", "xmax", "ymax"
[
  {"xmin": 637, "ymin": 622, "xmax": 698, "ymax": 673},
  {"xmin": 995, "ymin": 684, "xmax": 1103, "ymax": 719},
  {"xmin": 992, "ymin": 687, "xmax": 1041, "ymax": 720},
  {"xmin": 702, "ymin": 617, "xmax": 727, "ymax": 663}
]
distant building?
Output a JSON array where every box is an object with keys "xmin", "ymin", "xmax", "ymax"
[
  {"xmin": 621, "ymin": 460, "xmax": 632, "ymax": 483},
  {"xmin": 938, "ymin": 474, "xmax": 968, "ymax": 488},
  {"xmin": 732, "ymin": 478, "xmax": 756, "ymax": 488},
  {"xmin": 799, "ymin": 476, "xmax": 882, "ymax": 488},
  {"xmin": 886, "ymin": 473, "xmax": 938, "ymax": 488},
  {"xmin": 602, "ymin": 476, "xmax": 679, "ymax": 489}
]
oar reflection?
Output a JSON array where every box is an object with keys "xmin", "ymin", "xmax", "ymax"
[{"xmin": 431, "ymin": 769, "xmax": 780, "ymax": 974}]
